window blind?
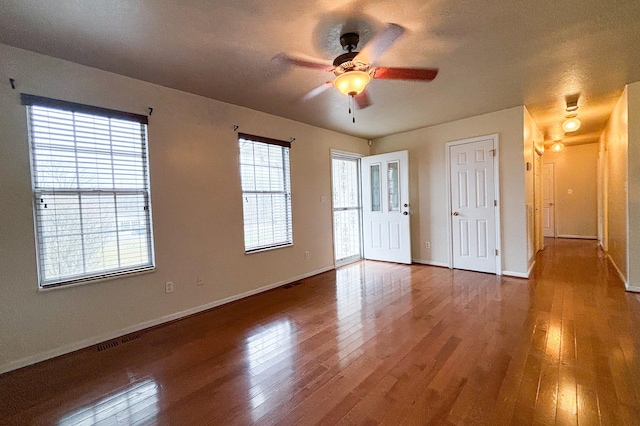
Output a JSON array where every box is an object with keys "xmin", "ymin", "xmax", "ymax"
[
  {"xmin": 238, "ymin": 134, "xmax": 292, "ymax": 252},
  {"xmin": 23, "ymin": 95, "xmax": 154, "ymax": 288}
]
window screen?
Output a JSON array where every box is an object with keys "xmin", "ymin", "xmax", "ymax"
[
  {"xmin": 238, "ymin": 133, "xmax": 292, "ymax": 252},
  {"xmin": 22, "ymin": 94, "xmax": 155, "ymax": 288}
]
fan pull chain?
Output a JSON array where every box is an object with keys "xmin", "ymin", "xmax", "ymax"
[{"xmin": 349, "ymin": 95, "xmax": 356, "ymax": 123}]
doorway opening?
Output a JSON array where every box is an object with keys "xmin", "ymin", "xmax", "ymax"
[
  {"xmin": 331, "ymin": 150, "xmax": 412, "ymax": 267},
  {"xmin": 331, "ymin": 154, "xmax": 362, "ymax": 266}
]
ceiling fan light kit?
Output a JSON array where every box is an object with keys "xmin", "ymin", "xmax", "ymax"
[
  {"xmin": 334, "ymin": 71, "xmax": 371, "ymax": 96},
  {"xmin": 277, "ymin": 23, "xmax": 438, "ymax": 121}
]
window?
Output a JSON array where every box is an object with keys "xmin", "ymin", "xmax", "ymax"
[
  {"xmin": 238, "ymin": 133, "xmax": 292, "ymax": 252},
  {"xmin": 22, "ymin": 94, "xmax": 155, "ymax": 288}
]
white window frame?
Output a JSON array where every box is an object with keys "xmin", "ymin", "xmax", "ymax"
[
  {"xmin": 238, "ymin": 133, "xmax": 293, "ymax": 253},
  {"xmin": 22, "ymin": 94, "xmax": 155, "ymax": 289}
]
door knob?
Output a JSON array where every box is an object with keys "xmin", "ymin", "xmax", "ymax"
[
  {"xmin": 548, "ymin": 203, "xmax": 553, "ymax": 206},
  {"xmin": 453, "ymin": 212, "xmax": 460, "ymax": 216}
]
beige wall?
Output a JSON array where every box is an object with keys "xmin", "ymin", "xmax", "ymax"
[
  {"xmin": 600, "ymin": 88, "xmax": 628, "ymax": 284},
  {"xmin": 543, "ymin": 144, "xmax": 598, "ymax": 238},
  {"xmin": 371, "ymin": 106, "xmax": 529, "ymax": 276},
  {"xmin": 0, "ymin": 45, "xmax": 369, "ymax": 372},
  {"xmin": 628, "ymin": 81, "xmax": 640, "ymax": 291}
]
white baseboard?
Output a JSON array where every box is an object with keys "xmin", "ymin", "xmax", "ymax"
[
  {"xmin": 526, "ymin": 260, "xmax": 536, "ymax": 277},
  {"xmin": 606, "ymin": 253, "xmax": 628, "ymax": 289},
  {"xmin": 412, "ymin": 259, "xmax": 449, "ymax": 268},
  {"xmin": 413, "ymin": 259, "xmax": 530, "ymax": 278},
  {"xmin": 626, "ymin": 285, "xmax": 640, "ymax": 293},
  {"xmin": 501, "ymin": 270, "xmax": 530, "ymax": 279},
  {"xmin": 556, "ymin": 235, "xmax": 598, "ymax": 240},
  {"xmin": 0, "ymin": 265, "xmax": 335, "ymax": 375}
]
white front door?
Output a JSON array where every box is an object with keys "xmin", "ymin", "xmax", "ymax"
[
  {"xmin": 542, "ymin": 163, "xmax": 555, "ymax": 237},
  {"xmin": 361, "ymin": 150, "xmax": 411, "ymax": 264},
  {"xmin": 449, "ymin": 137, "xmax": 498, "ymax": 274}
]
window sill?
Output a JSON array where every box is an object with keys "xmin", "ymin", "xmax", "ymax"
[
  {"xmin": 38, "ymin": 267, "xmax": 156, "ymax": 292},
  {"xmin": 245, "ymin": 243, "xmax": 294, "ymax": 255}
]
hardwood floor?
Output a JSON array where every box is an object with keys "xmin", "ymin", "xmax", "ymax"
[{"xmin": 2, "ymin": 238, "xmax": 640, "ymax": 425}]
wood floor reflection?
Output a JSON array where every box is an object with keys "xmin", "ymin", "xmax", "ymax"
[{"xmin": 2, "ymin": 238, "xmax": 640, "ymax": 425}]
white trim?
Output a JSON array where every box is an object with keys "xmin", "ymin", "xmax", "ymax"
[
  {"xmin": 0, "ymin": 265, "xmax": 334, "ymax": 375},
  {"xmin": 412, "ymin": 259, "xmax": 449, "ymax": 268},
  {"xmin": 330, "ymin": 148, "xmax": 365, "ymax": 158},
  {"xmin": 527, "ymin": 260, "xmax": 536, "ymax": 277},
  {"xmin": 502, "ymin": 270, "xmax": 530, "ymax": 279},
  {"xmin": 445, "ymin": 142, "xmax": 453, "ymax": 269},
  {"xmin": 543, "ymin": 162, "xmax": 557, "ymax": 238},
  {"xmin": 330, "ymin": 151, "xmax": 364, "ymax": 267},
  {"xmin": 627, "ymin": 286, "xmax": 640, "ymax": 293},
  {"xmin": 607, "ymin": 253, "xmax": 628, "ymax": 288},
  {"xmin": 335, "ymin": 255, "xmax": 362, "ymax": 267},
  {"xmin": 37, "ymin": 267, "xmax": 155, "ymax": 292},
  {"xmin": 556, "ymin": 235, "xmax": 598, "ymax": 240},
  {"xmin": 445, "ymin": 133, "xmax": 501, "ymax": 274}
]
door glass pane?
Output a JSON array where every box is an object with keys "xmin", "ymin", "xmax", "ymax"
[
  {"xmin": 371, "ymin": 164, "xmax": 381, "ymax": 212},
  {"xmin": 388, "ymin": 161, "xmax": 400, "ymax": 211},
  {"xmin": 332, "ymin": 158, "xmax": 359, "ymax": 209},
  {"xmin": 333, "ymin": 209, "xmax": 361, "ymax": 261}
]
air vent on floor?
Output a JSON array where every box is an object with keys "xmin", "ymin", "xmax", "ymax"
[
  {"xmin": 97, "ymin": 341, "xmax": 119, "ymax": 352},
  {"xmin": 283, "ymin": 281, "xmax": 304, "ymax": 289},
  {"xmin": 120, "ymin": 333, "xmax": 142, "ymax": 344}
]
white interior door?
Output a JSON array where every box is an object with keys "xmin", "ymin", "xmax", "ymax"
[
  {"xmin": 361, "ymin": 150, "xmax": 411, "ymax": 264},
  {"xmin": 449, "ymin": 137, "xmax": 497, "ymax": 274},
  {"xmin": 542, "ymin": 163, "xmax": 555, "ymax": 237}
]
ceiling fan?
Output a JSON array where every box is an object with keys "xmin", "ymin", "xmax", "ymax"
[{"xmin": 276, "ymin": 23, "xmax": 439, "ymax": 112}]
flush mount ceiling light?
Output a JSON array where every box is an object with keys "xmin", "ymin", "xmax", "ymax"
[
  {"xmin": 551, "ymin": 141, "xmax": 565, "ymax": 152},
  {"xmin": 333, "ymin": 71, "xmax": 371, "ymax": 96},
  {"xmin": 562, "ymin": 116, "xmax": 581, "ymax": 132}
]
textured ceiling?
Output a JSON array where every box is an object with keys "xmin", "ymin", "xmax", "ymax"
[{"xmin": 1, "ymin": 0, "xmax": 639, "ymax": 144}]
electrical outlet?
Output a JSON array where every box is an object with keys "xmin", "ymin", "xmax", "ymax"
[
  {"xmin": 197, "ymin": 276, "xmax": 204, "ymax": 286},
  {"xmin": 425, "ymin": 242, "xmax": 431, "ymax": 249},
  {"xmin": 165, "ymin": 281, "xmax": 174, "ymax": 293},
  {"xmin": 304, "ymin": 251, "xmax": 310, "ymax": 260},
  {"xmin": 321, "ymin": 195, "xmax": 328, "ymax": 203}
]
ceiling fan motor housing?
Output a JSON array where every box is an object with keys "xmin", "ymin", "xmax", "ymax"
[
  {"xmin": 333, "ymin": 51, "xmax": 358, "ymax": 67},
  {"xmin": 340, "ymin": 32, "xmax": 360, "ymax": 52}
]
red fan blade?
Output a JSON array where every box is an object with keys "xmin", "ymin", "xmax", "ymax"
[
  {"xmin": 303, "ymin": 82, "xmax": 333, "ymax": 100},
  {"xmin": 373, "ymin": 67, "xmax": 439, "ymax": 81},
  {"xmin": 273, "ymin": 53, "xmax": 334, "ymax": 71},
  {"xmin": 354, "ymin": 91, "xmax": 372, "ymax": 109},
  {"xmin": 354, "ymin": 23, "xmax": 405, "ymax": 65}
]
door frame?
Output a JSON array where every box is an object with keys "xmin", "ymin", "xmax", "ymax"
[
  {"xmin": 542, "ymin": 162, "xmax": 556, "ymax": 238},
  {"xmin": 330, "ymin": 149, "xmax": 364, "ymax": 267},
  {"xmin": 445, "ymin": 133, "xmax": 502, "ymax": 274}
]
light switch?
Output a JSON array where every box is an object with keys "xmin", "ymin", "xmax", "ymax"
[{"xmin": 568, "ymin": 189, "xmax": 573, "ymax": 195}]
